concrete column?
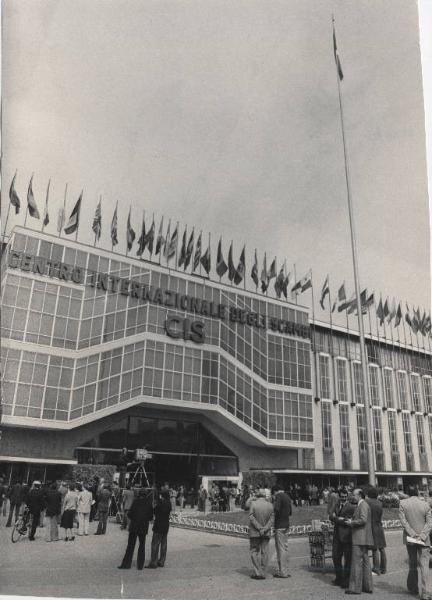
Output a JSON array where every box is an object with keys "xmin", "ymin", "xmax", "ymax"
[{"xmin": 395, "ymin": 411, "xmax": 407, "ymax": 471}]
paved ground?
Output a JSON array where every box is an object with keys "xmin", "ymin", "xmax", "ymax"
[{"xmin": 0, "ymin": 516, "xmax": 419, "ymax": 600}]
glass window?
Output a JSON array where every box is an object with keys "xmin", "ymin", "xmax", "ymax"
[
  {"xmin": 336, "ymin": 359, "xmax": 348, "ymax": 402},
  {"xmin": 319, "ymin": 355, "xmax": 331, "ymax": 399},
  {"xmin": 339, "ymin": 403, "xmax": 350, "ymax": 450},
  {"xmin": 369, "ymin": 365, "xmax": 380, "ymax": 406},
  {"xmin": 411, "ymin": 375, "xmax": 422, "ymax": 413},
  {"xmin": 416, "ymin": 415, "xmax": 426, "ymax": 455},
  {"xmin": 383, "ymin": 369, "xmax": 394, "ymax": 408},
  {"xmin": 397, "ymin": 372, "xmax": 409, "ymax": 411},
  {"xmin": 321, "ymin": 401, "xmax": 333, "ymax": 449},
  {"xmin": 353, "ymin": 362, "xmax": 364, "ymax": 404}
]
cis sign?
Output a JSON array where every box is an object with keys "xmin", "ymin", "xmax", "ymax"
[{"xmin": 165, "ymin": 317, "xmax": 205, "ymax": 344}]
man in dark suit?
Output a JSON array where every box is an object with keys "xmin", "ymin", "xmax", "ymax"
[
  {"xmin": 118, "ymin": 488, "xmax": 154, "ymax": 570},
  {"xmin": 366, "ymin": 487, "xmax": 387, "ymax": 575},
  {"xmin": 6, "ymin": 481, "xmax": 23, "ymax": 527},
  {"xmin": 345, "ymin": 488, "xmax": 374, "ymax": 595},
  {"xmin": 330, "ymin": 487, "xmax": 355, "ymax": 588},
  {"xmin": 26, "ymin": 481, "xmax": 46, "ymax": 541},
  {"xmin": 272, "ymin": 484, "xmax": 292, "ymax": 578},
  {"xmin": 399, "ymin": 485, "xmax": 432, "ymax": 599},
  {"xmin": 147, "ymin": 490, "xmax": 172, "ymax": 568}
]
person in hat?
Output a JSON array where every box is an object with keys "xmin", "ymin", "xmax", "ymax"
[
  {"xmin": 26, "ymin": 481, "xmax": 45, "ymax": 541},
  {"xmin": 248, "ymin": 488, "xmax": 274, "ymax": 580}
]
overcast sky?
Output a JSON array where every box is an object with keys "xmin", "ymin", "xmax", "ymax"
[{"xmin": 2, "ymin": 0, "xmax": 430, "ymax": 324}]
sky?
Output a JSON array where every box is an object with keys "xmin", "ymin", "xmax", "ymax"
[{"xmin": 1, "ymin": 0, "xmax": 430, "ymax": 326}]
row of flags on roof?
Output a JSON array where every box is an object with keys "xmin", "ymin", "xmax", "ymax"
[{"xmin": 5, "ymin": 173, "xmax": 430, "ymax": 339}]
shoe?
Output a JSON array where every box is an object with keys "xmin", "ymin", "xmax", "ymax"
[
  {"xmin": 273, "ymin": 573, "xmax": 291, "ymax": 578},
  {"xmin": 145, "ymin": 564, "xmax": 158, "ymax": 569},
  {"xmin": 70, "ymin": 536, "xmax": 75, "ymax": 541},
  {"xmin": 117, "ymin": 565, "xmax": 130, "ymax": 569},
  {"xmin": 94, "ymin": 532, "xmax": 101, "ymax": 535},
  {"xmin": 345, "ymin": 592, "xmax": 361, "ymax": 595},
  {"xmin": 29, "ymin": 537, "xmax": 35, "ymax": 541},
  {"xmin": 332, "ymin": 580, "xmax": 342, "ymax": 586},
  {"xmin": 372, "ymin": 569, "xmax": 380, "ymax": 576},
  {"xmin": 251, "ymin": 574, "xmax": 266, "ymax": 580},
  {"xmin": 64, "ymin": 537, "xmax": 69, "ymax": 542},
  {"xmin": 363, "ymin": 592, "xmax": 373, "ymax": 595},
  {"xmin": 157, "ymin": 562, "xmax": 164, "ymax": 567}
]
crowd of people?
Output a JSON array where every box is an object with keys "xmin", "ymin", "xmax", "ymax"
[{"xmin": 2, "ymin": 475, "xmax": 432, "ymax": 598}]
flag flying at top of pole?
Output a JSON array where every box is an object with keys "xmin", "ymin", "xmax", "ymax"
[
  {"xmin": 178, "ymin": 228, "xmax": 187, "ymax": 267},
  {"xmin": 234, "ymin": 246, "xmax": 246, "ymax": 285},
  {"xmin": 111, "ymin": 203, "xmax": 119, "ymax": 247},
  {"xmin": 331, "ymin": 282, "xmax": 346, "ymax": 312},
  {"xmin": 320, "ymin": 275, "xmax": 330, "ymax": 309},
  {"xmin": 145, "ymin": 217, "xmax": 155, "ymax": 254},
  {"xmin": 42, "ymin": 179, "xmax": 50, "ymax": 229},
  {"xmin": 216, "ymin": 238, "xmax": 228, "ymax": 278},
  {"xmin": 228, "ymin": 242, "xmax": 236, "ymax": 282},
  {"xmin": 9, "ymin": 172, "xmax": 21, "ymax": 214},
  {"xmin": 193, "ymin": 231, "xmax": 202, "ymax": 272},
  {"xmin": 126, "ymin": 207, "xmax": 136, "ymax": 251},
  {"xmin": 200, "ymin": 239, "xmax": 211, "ymax": 275},
  {"xmin": 332, "ymin": 18, "xmax": 344, "ymax": 81},
  {"xmin": 155, "ymin": 217, "xmax": 165, "ymax": 255},
  {"xmin": 184, "ymin": 229, "xmax": 194, "ymax": 270},
  {"xmin": 251, "ymin": 250, "xmax": 259, "ymax": 287},
  {"xmin": 136, "ymin": 213, "xmax": 146, "ymax": 256},
  {"xmin": 92, "ymin": 198, "xmax": 102, "ymax": 242},
  {"xmin": 27, "ymin": 175, "xmax": 40, "ymax": 219},
  {"xmin": 64, "ymin": 192, "xmax": 82, "ymax": 235}
]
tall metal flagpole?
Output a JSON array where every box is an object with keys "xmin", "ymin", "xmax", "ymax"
[{"xmin": 333, "ymin": 16, "xmax": 376, "ymax": 485}]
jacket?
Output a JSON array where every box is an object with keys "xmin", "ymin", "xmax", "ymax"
[
  {"xmin": 350, "ymin": 499, "xmax": 374, "ymax": 547},
  {"xmin": 399, "ymin": 496, "xmax": 432, "ymax": 546},
  {"xmin": 249, "ymin": 498, "xmax": 274, "ymax": 538},
  {"xmin": 273, "ymin": 492, "xmax": 292, "ymax": 529},
  {"xmin": 8, "ymin": 483, "xmax": 23, "ymax": 503},
  {"xmin": 26, "ymin": 488, "xmax": 45, "ymax": 514},
  {"xmin": 44, "ymin": 489, "xmax": 62, "ymax": 517},
  {"xmin": 330, "ymin": 499, "xmax": 356, "ymax": 544},
  {"xmin": 153, "ymin": 497, "xmax": 171, "ymax": 534},
  {"xmin": 97, "ymin": 488, "xmax": 111, "ymax": 512},
  {"xmin": 78, "ymin": 489, "xmax": 93, "ymax": 514},
  {"xmin": 366, "ymin": 498, "xmax": 386, "ymax": 549},
  {"xmin": 128, "ymin": 496, "xmax": 154, "ymax": 534}
]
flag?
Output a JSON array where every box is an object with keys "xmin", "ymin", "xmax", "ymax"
[
  {"xmin": 419, "ymin": 310, "xmax": 427, "ymax": 336},
  {"xmin": 92, "ymin": 199, "xmax": 102, "ymax": 241},
  {"xmin": 64, "ymin": 192, "xmax": 82, "ymax": 235},
  {"xmin": 234, "ymin": 246, "xmax": 245, "ymax": 285},
  {"xmin": 126, "ymin": 208, "xmax": 136, "ymax": 251},
  {"xmin": 319, "ymin": 276, "xmax": 330, "ymax": 309},
  {"xmin": 164, "ymin": 221, "xmax": 171, "ymax": 259},
  {"xmin": 292, "ymin": 271, "xmax": 312, "ymax": 296},
  {"xmin": 9, "ymin": 173, "xmax": 21, "ymax": 214},
  {"xmin": 394, "ymin": 303, "xmax": 402, "ymax": 327},
  {"xmin": 332, "ymin": 283, "xmax": 346, "ymax": 312},
  {"xmin": 27, "ymin": 175, "xmax": 40, "ymax": 218},
  {"xmin": 184, "ymin": 229, "xmax": 194, "ymax": 270},
  {"xmin": 405, "ymin": 304, "xmax": 412, "ymax": 329},
  {"xmin": 376, "ymin": 298, "xmax": 385, "ymax": 326},
  {"xmin": 193, "ymin": 232, "xmax": 202, "ymax": 271},
  {"xmin": 136, "ymin": 215, "xmax": 146, "ymax": 255},
  {"xmin": 261, "ymin": 254, "xmax": 269, "ymax": 293},
  {"xmin": 42, "ymin": 180, "xmax": 50, "ymax": 227},
  {"xmin": 200, "ymin": 242, "xmax": 211, "ymax": 275},
  {"xmin": 228, "ymin": 243, "xmax": 236, "ymax": 281},
  {"xmin": 354, "ymin": 289, "xmax": 370, "ymax": 315},
  {"xmin": 251, "ymin": 250, "xmax": 259, "ymax": 287},
  {"xmin": 364, "ymin": 291, "xmax": 375, "ymax": 309},
  {"xmin": 274, "ymin": 268, "xmax": 285, "ymax": 298},
  {"xmin": 386, "ymin": 299, "xmax": 396, "ymax": 324},
  {"xmin": 347, "ymin": 293, "xmax": 358, "ymax": 315},
  {"xmin": 155, "ymin": 218, "xmax": 165, "ymax": 255},
  {"xmin": 281, "ymin": 272, "xmax": 291, "ymax": 299},
  {"xmin": 111, "ymin": 204, "xmax": 118, "ymax": 247},
  {"xmin": 267, "ymin": 258, "xmax": 277, "ymax": 281},
  {"xmin": 338, "ymin": 291, "xmax": 355, "ymax": 313},
  {"xmin": 412, "ymin": 307, "xmax": 421, "ymax": 334},
  {"xmin": 178, "ymin": 228, "xmax": 187, "ymax": 267},
  {"xmin": 167, "ymin": 223, "xmax": 178, "ymax": 260},
  {"xmin": 424, "ymin": 313, "xmax": 431, "ymax": 335},
  {"xmin": 216, "ymin": 238, "xmax": 228, "ymax": 278},
  {"xmin": 383, "ymin": 299, "xmax": 390, "ymax": 321},
  {"xmin": 57, "ymin": 208, "xmax": 65, "ymax": 234},
  {"xmin": 333, "ymin": 21, "xmax": 344, "ymax": 81},
  {"xmin": 144, "ymin": 219, "xmax": 155, "ymax": 254}
]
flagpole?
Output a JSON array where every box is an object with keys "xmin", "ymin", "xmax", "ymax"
[
  {"xmin": 327, "ymin": 276, "xmax": 335, "ymax": 358},
  {"xmin": 59, "ymin": 183, "xmax": 68, "ymax": 238},
  {"xmin": 333, "ymin": 16, "xmax": 375, "ymax": 485}
]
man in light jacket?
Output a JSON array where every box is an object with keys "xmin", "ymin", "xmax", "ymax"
[
  {"xmin": 399, "ymin": 485, "xmax": 432, "ymax": 600},
  {"xmin": 77, "ymin": 484, "xmax": 93, "ymax": 536},
  {"xmin": 345, "ymin": 488, "xmax": 374, "ymax": 595},
  {"xmin": 249, "ymin": 489, "xmax": 274, "ymax": 580}
]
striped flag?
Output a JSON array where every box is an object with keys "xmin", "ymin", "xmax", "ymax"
[
  {"xmin": 126, "ymin": 207, "xmax": 136, "ymax": 251},
  {"xmin": 9, "ymin": 173, "xmax": 21, "ymax": 214},
  {"xmin": 111, "ymin": 204, "xmax": 118, "ymax": 247},
  {"xmin": 92, "ymin": 199, "xmax": 102, "ymax": 241},
  {"xmin": 292, "ymin": 271, "xmax": 312, "ymax": 296},
  {"xmin": 332, "ymin": 283, "xmax": 346, "ymax": 312},
  {"xmin": 27, "ymin": 175, "xmax": 40, "ymax": 218},
  {"xmin": 64, "ymin": 192, "xmax": 82, "ymax": 235}
]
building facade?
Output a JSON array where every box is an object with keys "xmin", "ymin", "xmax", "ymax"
[{"xmin": 0, "ymin": 226, "xmax": 431, "ymax": 490}]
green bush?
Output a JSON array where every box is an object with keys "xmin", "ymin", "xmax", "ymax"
[
  {"xmin": 242, "ymin": 470, "xmax": 277, "ymax": 490},
  {"xmin": 67, "ymin": 464, "xmax": 117, "ymax": 485}
]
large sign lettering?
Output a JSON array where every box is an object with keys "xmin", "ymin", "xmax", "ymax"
[{"xmin": 7, "ymin": 250, "xmax": 310, "ymax": 341}]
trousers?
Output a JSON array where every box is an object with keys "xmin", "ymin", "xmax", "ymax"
[
  {"xmin": 406, "ymin": 544, "xmax": 431, "ymax": 598},
  {"xmin": 120, "ymin": 531, "xmax": 146, "ymax": 569},
  {"xmin": 150, "ymin": 531, "xmax": 168, "ymax": 566},
  {"xmin": 6, "ymin": 501, "xmax": 21, "ymax": 527},
  {"xmin": 372, "ymin": 547, "xmax": 387, "ymax": 574},
  {"xmin": 29, "ymin": 510, "xmax": 41, "ymax": 540},
  {"xmin": 78, "ymin": 512, "xmax": 90, "ymax": 535},
  {"xmin": 274, "ymin": 528, "xmax": 289, "ymax": 576},
  {"xmin": 333, "ymin": 537, "xmax": 352, "ymax": 586},
  {"xmin": 348, "ymin": 545, "xmax": 373, "ymax": 594},
  {"xmin": 96, "ymin": 510, "xmax": 108, "ymax": 534},
  {"xmin": 249, "ymin": 537, "xmax": 270, "ymax": 577},
  {"xmin": 45, "ymin": 515, "xmax": 59, "ymax": 541}
]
